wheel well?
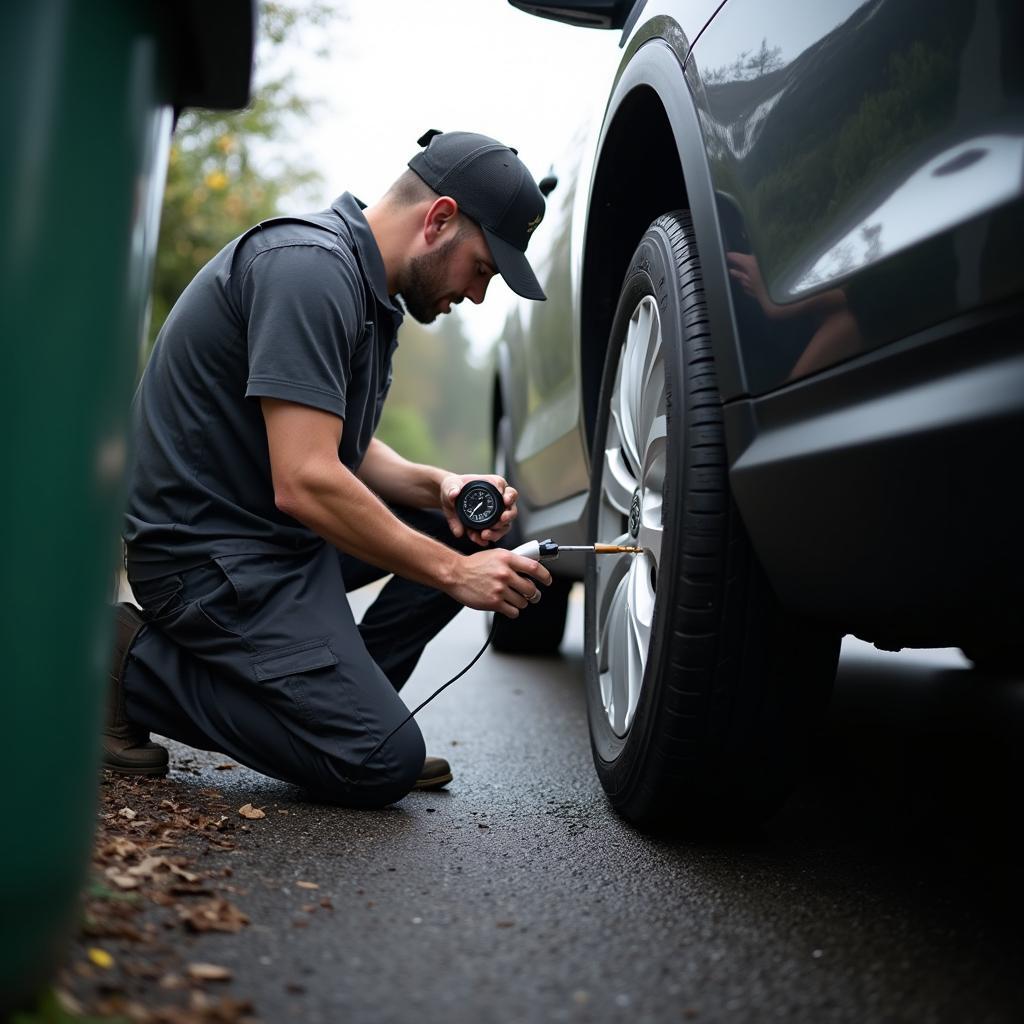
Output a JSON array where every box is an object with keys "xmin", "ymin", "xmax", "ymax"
[{"xmin": 580, "ymin": 85, "xmax": 687, "ymax": 452}]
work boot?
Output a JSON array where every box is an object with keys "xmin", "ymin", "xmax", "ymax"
[
  {"xmin": 102, "ymin": 603, "xmax": 168, "ymax": 776},
  {"xmin": 414, "ymin": 755, "xmax": 453, "ymax": 790}
]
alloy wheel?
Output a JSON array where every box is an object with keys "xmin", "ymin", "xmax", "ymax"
[{"xmin": 594, "ymin": 295, "xmax": 667, "ymax": 737}]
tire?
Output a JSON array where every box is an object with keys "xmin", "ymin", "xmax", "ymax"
[
  {"xmin": 583, "ymin": 211, "xmax": 841, "ymax": 834},
  {"xmin": 489, "ymin": 414, "xmax": 572, "ymax": 655}
]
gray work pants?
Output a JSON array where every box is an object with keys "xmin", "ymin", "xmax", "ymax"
[{"xmin": 124, "ymin": 509, "xmax": 473, "ymax": 808}]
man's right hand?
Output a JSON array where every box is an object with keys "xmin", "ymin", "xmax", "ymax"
[{"xmin": 445, "ymin": 549, "xmax": 552, "ymax": 618}]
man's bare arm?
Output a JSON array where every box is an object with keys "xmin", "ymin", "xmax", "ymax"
[
  {"xmin": 357, "ymin": 437, "xmax": 448, "ymax": 509},
  {"xmin": 359, "ymin": 438, "xmax": 518, "ymax": 545},
  {"xmin": 260, "ymin": 399, "xmax": 550, "ymax": 615}
]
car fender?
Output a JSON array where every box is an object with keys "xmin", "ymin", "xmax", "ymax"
[{"xmin": 578, "ymin": 31, "xmax": 748, "ymax": 423}]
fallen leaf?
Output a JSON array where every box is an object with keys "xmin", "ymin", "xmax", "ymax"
[
  {"xmin": 100, "ymin": 837, "xmax": 141, "ymax": 859},
  {"xmin": 104, "ymin": 870, "xmax": 141, "ymax": 890},
  {"xmin": 295, "ymin": 880, "xmax": 319, "ymax": 890},
  {"xmin": 238, "ymin": 803, "xmax": 265, "ymax": 820},
  {"xmin": 118, "ymin": 807, "xmax": 137, "ymax": 821},
  {"xmin": 187, "ymin": 962, "xmax": 233, "ymax": 982},
  {"xmin": 169, "ymin": 863, "xmax": 201, "ymax": 884},
  {"xmin": 87, "ymin": 947, "xmax": 114, "ymax": 969},
  {"xmin": 215, "ymin": 763, "xmax": 236, "ymax": 771},
  {"xmin": 178, "ymin": 898, "xmax": 250, "ymax": 934},
  {"xmin": 128, "ymin": 855, "xmax": 171, "ymax": 879},
  {"xmin": 54, "ymin": 989, "xmax": 83, "ymax": 1016}
]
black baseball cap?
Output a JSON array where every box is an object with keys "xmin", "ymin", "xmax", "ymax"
[{"xmin": 408, "ymin": 129, "xmax": 547, "ymax": 301}]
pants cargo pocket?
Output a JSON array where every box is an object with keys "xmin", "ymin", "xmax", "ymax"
[{"xmin": 251, "ymin": 638, "xmax": 339, "ymax": 729}]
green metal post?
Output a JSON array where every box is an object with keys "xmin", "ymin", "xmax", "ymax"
[{"xmin": 0, "ymin": 1, "xmax": 172, "ymax": 1010}]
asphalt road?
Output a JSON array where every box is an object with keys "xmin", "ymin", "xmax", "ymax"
[{"xmin": 160, "ymin": 586, "xmax": 1024, "ymax": 1023}]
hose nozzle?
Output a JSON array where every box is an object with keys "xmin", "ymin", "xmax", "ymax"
[{"xmin": 513, "ymin": 539, "xmax": 645, "ymax": 561}]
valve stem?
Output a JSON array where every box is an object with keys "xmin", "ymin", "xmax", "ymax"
[{"xmin": 557, "ymin": 544, "xmax": 644, "ymax": 554}]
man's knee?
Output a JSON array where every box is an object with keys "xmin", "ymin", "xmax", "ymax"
[{"xmin": 316, "ymin": 722, "xmax": 425, "ymax": 809}]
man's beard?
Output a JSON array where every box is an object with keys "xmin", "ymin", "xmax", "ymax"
[{"xmin": 398, "ymin": 235, "xmax": 461, "ymax": 324}]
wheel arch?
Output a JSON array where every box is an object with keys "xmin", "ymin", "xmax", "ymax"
[{"xmin": 579, "ymin": 39, "xmax": 747, "ymax": 454}]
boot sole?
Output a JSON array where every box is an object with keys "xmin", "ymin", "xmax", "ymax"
[
  {"xmin": 413, "ymin": 771, "xmax": 453, "ymax": 790},
  {"xmin": 101, "ymin": 753, "xmax": 170, "ymax": 777},
  {"xmin": 102, "ymin": 763, "xmax": 169, "ymax": 777}
]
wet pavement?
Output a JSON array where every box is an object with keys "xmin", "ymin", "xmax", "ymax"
[{"xmin": 153, "ymin": 587, "xmax": 1024, "ymax": 1023}]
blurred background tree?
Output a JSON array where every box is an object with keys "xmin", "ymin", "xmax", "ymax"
[
  {"xmin": 381, "ymin": 317, "xmax": 491, "ymax": 472},
  {"xmin": 149, "ymin": 0, "xmax": 492, "ymax": 472}
]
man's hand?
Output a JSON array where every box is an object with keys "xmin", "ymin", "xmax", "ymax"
[
  {"xmin": 444, "ymin": 549, "xmax": 552, "ymax": 618},
  {"xmin": 727, "ymin": 251, "xmax": 785, "ymax": 319},
  {"xmin": 441, "ymin": 473, "xmax": 518, "ymax": 546}
]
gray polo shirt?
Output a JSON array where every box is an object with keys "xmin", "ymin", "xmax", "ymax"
[{"xmin": 124, "ymin": 193, "xmax": 404, "ymax": 579}]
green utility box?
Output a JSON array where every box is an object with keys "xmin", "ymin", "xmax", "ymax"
[{"xmin": 0, "ymin": 2, "xmax": 253, "ymax": 1012}]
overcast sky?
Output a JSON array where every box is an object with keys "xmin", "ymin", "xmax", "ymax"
[{"xmin": 276, "ymin": 0, "xmax": 622, "ymax": 354}]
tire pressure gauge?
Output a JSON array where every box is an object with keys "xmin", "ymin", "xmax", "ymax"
[{"xmin": 456, "ymin": 479, "xmax": 504, "ymax": 530}]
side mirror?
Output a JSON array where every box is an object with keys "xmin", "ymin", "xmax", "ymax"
[{"xmin": 507, "ymin": 0, "xmax": 637, "ymax": 30}]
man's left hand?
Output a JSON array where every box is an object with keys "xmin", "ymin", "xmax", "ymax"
[{"xmin": 441, "ymin": 473, "xmax": 518, "ymax": 546}]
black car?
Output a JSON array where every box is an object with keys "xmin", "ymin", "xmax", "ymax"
[{"xmin": 492, "ymin": 0, "xmax": 1024, "ymax": 832}]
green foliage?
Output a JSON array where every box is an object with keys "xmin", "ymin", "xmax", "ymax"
[
  {"xmin": 382, "ymin": 316, "xmax": 492, "ymax": 473},
  {"xmin": 376, "ymin": 405, "xmax": 437, "ymax": 466},
  {"xmin": 743, "ymin": 38, "xmax": 955, "ymax": 279},
  {"xmin": 379, "ymin": 317, "xmax": 491, "ymax": 473},
  {"xmin": 832, "ymin": 41, "xmax": 953, "ymax": 199},
  {"xmin": 703, "ymin": 37, "xmax": 783, "ymax": 85}
]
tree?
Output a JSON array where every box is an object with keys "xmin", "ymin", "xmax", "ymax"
[
  {"xmin": 378, "ymin": 316, "xmax": 492, "ymax": 472},
  {"xmin": 149, "ymin": 1, "xmax": 339, "ymax": 348}
]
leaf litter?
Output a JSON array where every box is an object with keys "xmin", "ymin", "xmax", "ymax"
[{"xmin": 56, "ymin": 769, "xmax": 266, "ymax": 1022}]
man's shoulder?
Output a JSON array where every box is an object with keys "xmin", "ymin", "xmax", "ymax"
[
  {"xmin": 239, "ymin": 211, "xmax": 356, "ymax": 266},
  {"xmin": 232, "ymin": 215, "xmax": 364, "ymax": 305}
]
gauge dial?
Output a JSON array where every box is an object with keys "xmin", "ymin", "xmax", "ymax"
[{"xmin": 457, "ymin": 480, "xmax": 504, "ymax": 529}]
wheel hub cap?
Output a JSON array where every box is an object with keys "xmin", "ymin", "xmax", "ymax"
[{"xmin": 628, "ymin": 489, "xmax": 641, "ymax": 538}]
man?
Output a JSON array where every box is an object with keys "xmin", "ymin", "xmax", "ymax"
[{"xmin": 105, "ymin": 130, "xmax": 553, "ymax": 808}]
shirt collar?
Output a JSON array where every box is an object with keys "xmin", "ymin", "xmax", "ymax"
[{"xmin": 331, "ymin": 192, "xmax": 400, "ymax": 314}]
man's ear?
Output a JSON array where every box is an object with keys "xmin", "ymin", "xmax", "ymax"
[{"xmin": 423, "ymin": 196, "xmax": 459, "ymax": 246}]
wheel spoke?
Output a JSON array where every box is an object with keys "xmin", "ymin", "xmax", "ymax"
[
  {"xmin": 593, "ymin": 546, "xmax": 630, "ymax": 635},
  {"xmin": 600, "ymin": 575, "xmax": 632, "ymax": 735},
  {"xmin": 637, "ymin": 314, "xmax": 665, "ymax": 466},
  {"xmin": 617, "ymin": 308, "xmax": 646, "ymax": 474},
  {"xmin": 639, "ymin": 429, "xmax": 666, "ymax": 567},
  {"xmin": 642, "ymin": 414, "xmax": 667, "ymax": 485},
  {"xmin": 628, "ymin": 553, "xmax": 656, "ymax": 634},
  {"xmin": 624, "ymin": 605, "xmax": 647, "ymax": 733},
  {"xmin": 638, "ymin": 516, "xmax": 663, "ymax": 569},
  {"xmin": 601, "ymin": 445, "xmax": 636, "ymax": 517}
]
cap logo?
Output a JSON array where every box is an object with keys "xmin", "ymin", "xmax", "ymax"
[{"xmin": 526, "ymin": 214, "xmax": 542, "ymax": 235}]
